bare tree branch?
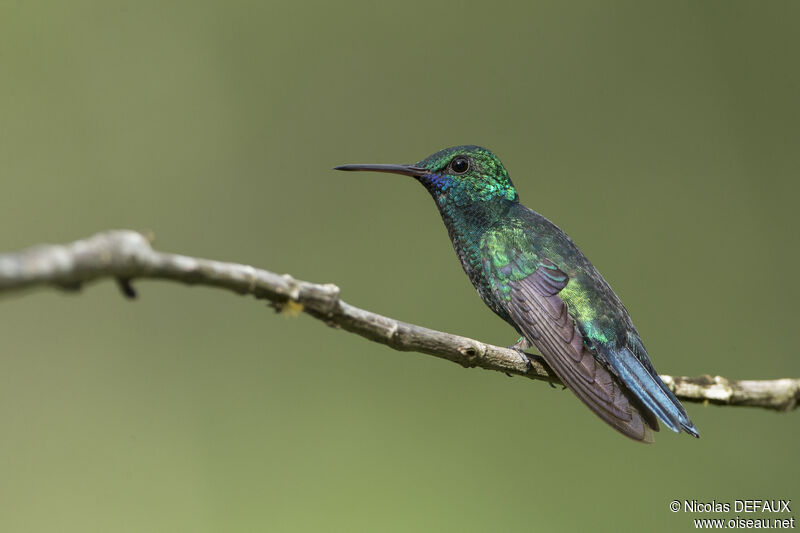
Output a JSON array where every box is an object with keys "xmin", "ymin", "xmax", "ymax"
[{"xmin": 1, "ymin": 230, "xmax": 797, "ymax": 412}]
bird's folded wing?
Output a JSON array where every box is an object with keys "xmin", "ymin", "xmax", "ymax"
[{"xmin": 506, "ymin": 260, "xmax": 658, "ymax": 442}]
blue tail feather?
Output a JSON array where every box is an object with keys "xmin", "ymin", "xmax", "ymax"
[{"xmin": 607, "ymin": 346, "xmax": 699, "ymax": 438}]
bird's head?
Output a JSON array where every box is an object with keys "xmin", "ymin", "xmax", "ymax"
[{"xmin": 335, "ymin": 145, "xmax": 518, "ymax": 206}]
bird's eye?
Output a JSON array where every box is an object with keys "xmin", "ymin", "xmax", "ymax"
[{"xmin": 450, "ymin": 156, "xmax": 470, "ymax": 174}]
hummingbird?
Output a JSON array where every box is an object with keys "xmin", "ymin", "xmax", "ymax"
[{"xmin": 335, "ymin": 145, "xmax": 698, "ymax": 443}]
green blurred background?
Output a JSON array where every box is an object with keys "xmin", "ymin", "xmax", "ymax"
[{"xmin": 1, "ymin": 1, "xmax": 798, "ymax": 531}]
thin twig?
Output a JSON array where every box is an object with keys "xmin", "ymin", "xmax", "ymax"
[{"xmin": 1, "ymin": 230, "xmax": 797, "ymax": 411}]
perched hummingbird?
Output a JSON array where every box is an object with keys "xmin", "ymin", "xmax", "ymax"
[{"xmin": 335, "ymin": 145, "xmax": 698, "ymax": 443}]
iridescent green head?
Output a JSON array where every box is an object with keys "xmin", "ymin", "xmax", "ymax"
[{"xmin": 335, "ymin": 145, "xmax": 519, "ymax": 205}]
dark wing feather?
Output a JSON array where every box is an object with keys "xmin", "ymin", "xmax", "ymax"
[{"xmin": 507, "ymin": 260, "xmax": 658, "ymax": 443}]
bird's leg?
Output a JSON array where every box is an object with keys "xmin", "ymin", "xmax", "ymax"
[
  {"xmin": 505, "ymin": 336, "xmax": 533, "ymax": 376},
  {"xmin": 510, "ymin": 336, "xmax": 532, "ymax": 352},
  {"xmin": 508, "ymin": 337, "xmax": 560, "ymax": 388}
]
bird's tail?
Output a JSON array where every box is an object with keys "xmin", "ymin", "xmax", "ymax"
[{"xmin": 607, "ymin": 346, "xmax": 699, "ymax": 437}]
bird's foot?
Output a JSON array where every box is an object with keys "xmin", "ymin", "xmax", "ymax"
[{"xmin": 506, "ymin": 337, "xmax": 533, "ymax": 375}]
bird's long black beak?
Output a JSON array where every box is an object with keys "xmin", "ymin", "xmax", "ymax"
[{"xmin": 334, "ymin": 164, "xmax": 428, "ymax": 178}]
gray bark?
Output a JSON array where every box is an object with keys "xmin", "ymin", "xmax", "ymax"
[{"xmin": 1, "ymin": 230, "xmax": 797, "ymax": 411}]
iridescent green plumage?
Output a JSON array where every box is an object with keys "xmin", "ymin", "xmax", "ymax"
[{"xmin": 336, "ymin": 145, "xmax": 698, "ymax": 443}]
